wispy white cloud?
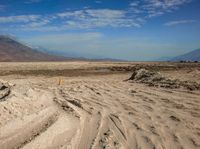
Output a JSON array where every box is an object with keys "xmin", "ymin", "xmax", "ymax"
[
  {"xmin": 3, "ymin": 8, "xmax": 143, "ymax": 31},
  {"xmin": 130, "ymin": 1, "xmax": 139, "ymax": 7},
  {"xmin": 164, "ymin": 19, "xmax": 197, "ymax": 26},
  {"xmin": 57, "ymin": 9, "xmax": 126, "ymax": 19},
  {"xmin": 21, "ymin": 18, "xmax": 52, "ymax": 28},
  {"xmin": 57, "ymin": 9, "xmax": 143, "ymax": 29},
  {"xmin": 95, "ymin": 1, "xmax": 102, "ymax": 4},
  {"xmin": 0, "ymin": 0, "xmax": 194, "ymax": 31},
  {"xmin": 0, "ymin": 15, "xmax": 40, "ymax": 23},
  {"xmin": 129, "ymin": 0, "xmax": 192, "ymax": 18}
]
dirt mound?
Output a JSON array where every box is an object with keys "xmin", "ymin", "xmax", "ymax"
[
  {"xmin": 128, "ymin": 69, "xmax": 200, "ymax": 90},
  {"xmin": 0, "ymin": 81, "xmax": 10, "ymax": 100}
]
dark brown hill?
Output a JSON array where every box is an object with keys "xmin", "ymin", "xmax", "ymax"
[{"xmin": 0, "ymin": 35, "xmax": 67, "ymax": 62}]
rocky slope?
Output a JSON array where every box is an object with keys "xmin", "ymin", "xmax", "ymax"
[
  {"xmin": 0, "ymin": 35, "xmax": 67, "ymax": 62},
  {"xmin": 171, "ymin": 48, "xmax": 200, "ymax": 61}
]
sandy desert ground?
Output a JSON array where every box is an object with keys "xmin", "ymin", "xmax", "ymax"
[{"xmin": 0, "ymin": 62, "xmax": 200, "ymax": 149}]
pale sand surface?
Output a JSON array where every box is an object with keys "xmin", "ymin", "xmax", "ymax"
[{"xmin": 0, "ymin": 62, "xmax": 200, "ymax": 149}]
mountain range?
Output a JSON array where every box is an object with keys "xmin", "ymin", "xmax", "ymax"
[
  {"xmin": 171, "ymin": 48, "xmax": 200, "ymax": 61},
  {"xmin": 0, "ymin": 35, "xmax": 67, "ymax": 62},
  {"xmin": 0, "ymin": 36, "xmax": 124, "ymax": 62},
  {"xmin": 0, "ymin": 35, "xmax": 199, "ymax": 62}
]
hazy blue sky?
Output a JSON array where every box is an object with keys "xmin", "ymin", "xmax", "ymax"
[{"xmin": 0, "ymin": 0, "xmax": 200, "ymax": 60}]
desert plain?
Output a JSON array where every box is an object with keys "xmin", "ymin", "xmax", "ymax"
[{"xmin": 0, "ymin": 61, "xmax": 200, "ymax": 149}]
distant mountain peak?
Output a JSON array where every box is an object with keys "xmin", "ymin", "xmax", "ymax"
[
  {"xmin": 0, "ymin": 35, "xmax": 67, "ymax": 62},
  {"xmin": 171, "ymin": 48, "xmax": 200, "ymax": 61}
]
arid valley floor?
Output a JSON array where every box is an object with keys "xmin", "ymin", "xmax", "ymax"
[{"xmin": 0, "ymin": 62, "xmax": 200, "ymax": 149}]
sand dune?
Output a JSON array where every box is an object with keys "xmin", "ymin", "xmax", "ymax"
[{"xmin": 0, "ymin": 62, "xmax": 200, "ymax": 149}]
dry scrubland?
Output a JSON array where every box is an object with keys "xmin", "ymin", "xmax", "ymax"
[{"xmin": 0, "ymin": 62, "xmax": 200, "ymax": 149}]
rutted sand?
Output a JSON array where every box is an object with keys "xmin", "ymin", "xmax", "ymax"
[{"xmin": 0, "ymin": 62, "xmax": 200, "ymax": 149}]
